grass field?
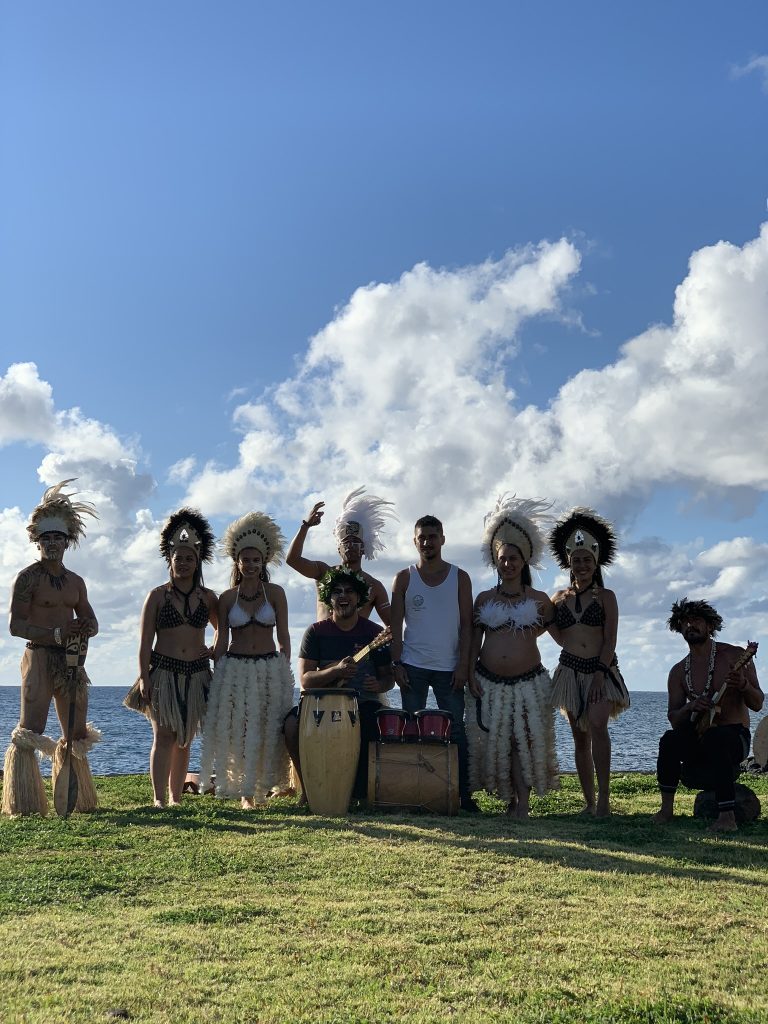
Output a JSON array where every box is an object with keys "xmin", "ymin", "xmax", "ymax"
[{"xmin": 0, "ymin": 773, "xmax": 766, "ymax": 1024}]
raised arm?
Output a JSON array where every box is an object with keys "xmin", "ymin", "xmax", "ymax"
[{"xmin": 286, "ymin": 502, "xmax": 331, "ymax": 580}]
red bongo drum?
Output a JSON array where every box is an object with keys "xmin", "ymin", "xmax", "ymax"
[
  {"xmin": 415, "ymin": 709, "xmax": 452, "ymax": 743},
  {"xmin": 376, "ymin": 708, "xmax": 410, "ymax": 741}
]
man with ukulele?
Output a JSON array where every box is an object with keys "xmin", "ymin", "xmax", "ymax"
[
  {"xmin": 653, "ymin": 599, "xmax": 762, "ymax": 833},
  {"xmin": 283, "ymin": 567, "xmax": 394, "ymax": 803},
  {"xmin": 3, "ymin": 480, "xmax": 100, "ymax": 816}
]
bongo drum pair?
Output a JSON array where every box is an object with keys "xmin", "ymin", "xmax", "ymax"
[{"xmin": 375, "ymin": 708, "xmax": 452, "ymax": 743}]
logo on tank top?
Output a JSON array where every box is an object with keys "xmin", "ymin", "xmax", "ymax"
[{"xmin": 412, "ymin": 595, "xmax": 424, "ymax": 608}]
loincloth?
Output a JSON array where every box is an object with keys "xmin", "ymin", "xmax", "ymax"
[
  {"xmin": 467, "ymin": 661, "xmax": 559, "ymax": 799},
  {"xmin": 22, "ymin": 643, "xmax": 90, "ymax": 708},
  {"xmin": 551, "ymin": 651, "xmax": 630, "ymax": 731},
  {"xmin": 124, "ymin": 651, "xmax": 211, "ymax": 748}
]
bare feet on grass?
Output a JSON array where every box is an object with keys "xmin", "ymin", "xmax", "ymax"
[{"xmin": 708, "ymin": 812, "xmax": 737, "ymax": 834}]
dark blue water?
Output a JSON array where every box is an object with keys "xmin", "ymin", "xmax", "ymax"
[{"xmin": 3, "ymin": 686, "xmax": 764, "ymax": 776}]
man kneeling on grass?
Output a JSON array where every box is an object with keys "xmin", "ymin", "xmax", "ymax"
[
  {"xmin": 283, "ymin": 567, "xmax": 394, "ymax": 805},
  {"xmin": 653, "ymin": 599, "xmax": 762, "ymax": 833}
]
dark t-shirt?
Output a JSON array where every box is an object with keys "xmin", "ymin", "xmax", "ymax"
[{"xmin": 299, "ymin": 618, "xmax": 390, "ymax": 702}]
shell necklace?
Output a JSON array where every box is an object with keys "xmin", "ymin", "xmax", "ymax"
[{"xmin": 683, "ymin": 639, "xmax": 717, "ymax": 701}]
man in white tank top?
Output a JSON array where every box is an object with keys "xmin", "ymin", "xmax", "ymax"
[{"xmin": 390, "ymin": 516, "xmax": 477, "ymax": 811}]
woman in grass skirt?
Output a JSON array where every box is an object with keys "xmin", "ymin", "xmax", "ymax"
[
  {"xmin": 199, "ymin": 512, "xmax": 294, "ymax": 808},
  {"xmin": 124, "ymin": 509, "xmax": 218, "ymax": 807},
  {"xmin": 549, "ymin": 508, "xmax": 629, "ymax": 817},
  {"xmin": 466, "ymin": 496, "xmax": 559, "ymax": 817}
]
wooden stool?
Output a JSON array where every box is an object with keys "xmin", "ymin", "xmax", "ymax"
[{"xmin": 693, "ymin": 783, "xmax": 761, "ymax": 823}]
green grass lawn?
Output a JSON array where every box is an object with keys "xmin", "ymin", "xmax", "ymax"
[{"xmin": 0, "ymin": 774, "xmax": 766, "ymax": 1024}]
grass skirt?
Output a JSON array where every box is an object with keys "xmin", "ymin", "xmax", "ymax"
[
  {"xmin": 466, "ymin": 664, "xmax": 560, "ymax": 800},
  {"xmin": 551, "ymin": 653, "xmax": 630, "ymax": 732},
  {"xmin": 199, "ymin": 653, "xmax": 294, "ymax": 801},
  {"xmin": 124, "ymin": 653, "xmax": 210, "ymax": 748}
]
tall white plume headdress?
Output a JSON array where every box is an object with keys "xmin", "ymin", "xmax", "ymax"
[
  {"xmin": 27, "ymin": 479, "xmax": 98, "ymax": 547},
  {"xmin": 481, "ymin": 494, "xmax": 553, "ymax": 569},
  {"xmin": 333, "ymin": 486, "xmax": 397, "ymax": 560},
  {"xmin": 222, "ymin": 511, "xmax": 286, "ymax": 566}
]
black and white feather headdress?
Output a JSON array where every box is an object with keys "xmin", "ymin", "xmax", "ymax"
[
  {"xmin": 159, "ymin": 508, "xmax": 215, "ymax": 564},
  {"xmin": 550, "ymin": 507, "xmax": 617, "ymax": 569},
  {"xmin": 333, "ymin": 486, "xmax": 397, "ymax": 560}
]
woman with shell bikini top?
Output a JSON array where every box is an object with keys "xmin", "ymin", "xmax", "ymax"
[{"xmin": 199, "ymin": 512, "xmax": 294, "ymax": 810}]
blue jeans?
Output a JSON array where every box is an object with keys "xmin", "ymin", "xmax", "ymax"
[{"xmin": 401, "ymin": 664, "xmax": 471, "ymax": 802}]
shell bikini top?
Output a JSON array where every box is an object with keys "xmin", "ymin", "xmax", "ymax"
[
  {"xmin": 554, "ymin": 598, "xmax": 605, "ymax": 630},
  {"xmin": 228, "ymin": 587, "xmax": 276, "ymax": 630},
  {"xmin": 475, "ymin": 596, "xmax": 541, "ymax": 632},
  {"xmin": 156, "ymin": 588, "xmax": 210, "ymax": 631}
]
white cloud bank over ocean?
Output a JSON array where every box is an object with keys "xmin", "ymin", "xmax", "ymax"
[{"xmin": 1, "ymin": 226, "xmax": 767, "ymax": 692}]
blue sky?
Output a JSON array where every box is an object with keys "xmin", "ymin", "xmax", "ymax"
[{"xmin": 1, "ymin": 2, "xmax": 767, "ymax": 690}]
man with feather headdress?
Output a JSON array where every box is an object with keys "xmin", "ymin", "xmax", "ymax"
[
  {"xmin": 3, "ymin": 480, "xmax": 100, "ymax": 816},
  {"xmin": 286, "ymin": 487, "xmax": 396, "ymax": 624}
]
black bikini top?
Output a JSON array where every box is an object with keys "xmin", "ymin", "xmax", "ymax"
[
  {"xmin": 554, "ymin": 598, "xmax": 605, "ymax": 630},
  {"xmin": 157, "ymin": 588, "xmax": 210, "ymax": 631}
]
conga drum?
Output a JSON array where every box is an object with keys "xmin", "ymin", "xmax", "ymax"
[{"xmin": 298, "ymin": 689, "xmax": 361, "ymax": 816}]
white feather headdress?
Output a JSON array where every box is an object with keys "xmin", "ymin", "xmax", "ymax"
[
  {"xmin": 333, "ymin": 486, "xmax": 397, "ymax": 560},
  {"xmin": 481, "ymin": 494, "xmax": 553, "ymax": 569},
  {"xmin": 27, "ymin": 479, "xmax": 98, "ymax": 547},
  {"xmin": 222, "ymin": 511, "xmax": 286, "ymax": 566}
]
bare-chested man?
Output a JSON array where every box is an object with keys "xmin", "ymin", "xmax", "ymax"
[
  {"xmin": 286, "ymin": 487, "xmax": 395, "ymax": 624},
  {"xmin": 653, "ymin": 599, "xmax": 763, "ymax": 833},
  {"xmin": 3, "ymin": 480, "xmax": 100, "ymax": 816}
]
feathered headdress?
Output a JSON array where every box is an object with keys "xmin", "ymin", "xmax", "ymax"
[
  {"xmin": 159, "ymin": 508, "xmax": 215, "ymax": 564},
  {"xmin": 549, "ymin": 507, "xmax": 617, "ymax": 569},
  {"xmin": 481, "ymin": 495, "xmax": 552, "ymax": 569},
  {"xmin": 27, "ymin": 479, "xmax": 97, "ymax": 547},
  {"xmin": 317, "ymin": 566, "xmax": 371, "ymax": 608},
  {"xmin": 668, "ymin": 599, "xmax": 723, "ymax": 635},
  {"xmin": 222, "ymin": 511, "xmax": 285, "ymax": 566},
  {"xmin": 333, "ymin": 486, "xmax": 397, "ymax": 560}
]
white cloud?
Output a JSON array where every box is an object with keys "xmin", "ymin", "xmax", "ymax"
[{"xmin": 731, "ymin": 55, "xmax": 768, "ymax": 93}]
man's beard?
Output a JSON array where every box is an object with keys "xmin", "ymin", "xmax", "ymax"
[{"xmin": 685, "ymin": 630, "xmax": 708, "ymax": 645}]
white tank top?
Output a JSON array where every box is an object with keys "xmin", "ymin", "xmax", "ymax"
[{"xmin": 402, "ymin": 564, "xmax": 460, "ymax": 671}]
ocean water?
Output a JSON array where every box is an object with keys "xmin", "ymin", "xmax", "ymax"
[{"xmin": 2, "ymin": 685, "xmax": 764, "ymax": 777}]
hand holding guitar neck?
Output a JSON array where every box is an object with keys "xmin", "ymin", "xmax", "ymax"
[{"xmin": 696, "ymin": 641, "xmax": 758, "ymax": 735}]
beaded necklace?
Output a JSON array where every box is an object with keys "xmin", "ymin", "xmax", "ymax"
[{"xmin": 683, "ymin": 639, "xmax": 717, "ymax": 700}]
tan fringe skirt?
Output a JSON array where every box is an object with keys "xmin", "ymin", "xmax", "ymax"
[
  {"xmin": 551, "ymin": 651, "xmax": 630, "ymax": 731},
  {"xmin": 124, "ymin": 651, "xmax": 211, "ymax": 747}
]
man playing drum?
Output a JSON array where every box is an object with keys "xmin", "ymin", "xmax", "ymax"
[
  {"xmin": 283, "ymin": 567, "xmax": 394, "ymax": 804},
  {"xmin": 653, "ymin": 599, "xmax": 763, "ymax": 833},
  {"xmin": 285, "ymin": 487, "xmax": 396, "ymax": 624}
]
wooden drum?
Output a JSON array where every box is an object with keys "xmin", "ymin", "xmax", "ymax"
[
  {"xmin": 299, "ymin": 689, "xmax": 361, "ymax": 816},
  {"xmin": 367, "ymin": 741, "xmax": 459, "ymax": 815}
]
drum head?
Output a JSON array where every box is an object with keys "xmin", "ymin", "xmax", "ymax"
[{"xmin": 753, "ymin": 717, "xmax": 768, "ymax": 768}]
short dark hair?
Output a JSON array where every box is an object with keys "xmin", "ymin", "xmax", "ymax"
[
  {"xmin": 414, "ymin": 515, "xmax": 443, "ymax": 533},
  {"xmin": 668, "ymin": 598, "xmax": 723, "ymax": 635}
]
